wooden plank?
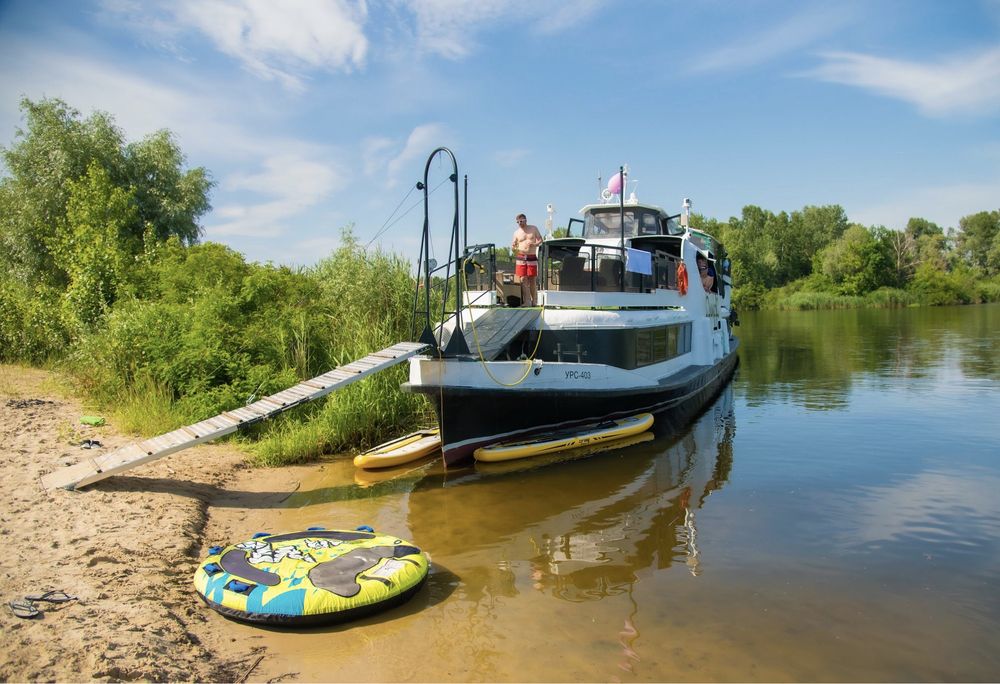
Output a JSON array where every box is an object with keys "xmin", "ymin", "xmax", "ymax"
[
  {"xmin": 40, "ymin": 341, "xmax": 430, "ymax": 490},
  {"xmin": 225, "ymin": 407, "xmax": 260, "ymax": 423}
]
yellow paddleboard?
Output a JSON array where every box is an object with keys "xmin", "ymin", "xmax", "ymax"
[
  {"xmin": 474, "ymin": 413, "xmax": 654, "ymax": 463},
  {"xmin": 475, "ymin": 430, "xmax": 655, "ymax": 476},
  {"xmin": 354, "ymin": 429, "xmax": 441, "ymax": 470}
]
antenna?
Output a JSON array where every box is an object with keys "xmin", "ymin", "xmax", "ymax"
[
  {"xmin": 681, "ymin": 198, "xmax": 692, "ymax": 228},
  {"xmin": 545, "ymin": 203, "xmax": 555, "ymax": 239},
  {"xmin": 627, "ymin": 180, "xmax": 638, "ymax": 204}
]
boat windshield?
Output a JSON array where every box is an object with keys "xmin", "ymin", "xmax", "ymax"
[
  {"xmin": 689, "ymin": 229, "xmax": 716, "ymax": 253},
  {"xmin": 583, "ymin": 209, "xmax": 662, "ymax": 239}
]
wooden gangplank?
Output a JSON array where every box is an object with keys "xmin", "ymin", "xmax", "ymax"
[{"xmin": 40, "ymin": 342, "xmax": 430, "ymax": 491}]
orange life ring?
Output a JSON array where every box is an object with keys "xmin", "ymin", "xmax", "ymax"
[{"xmin": 676, "ymin": 261, "xmax": 688, "ymax": 295}]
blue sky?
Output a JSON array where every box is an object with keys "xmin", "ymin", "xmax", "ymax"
[{"xmin": 2, "ymin": 0, "xmax": 999, "ymax": 267}]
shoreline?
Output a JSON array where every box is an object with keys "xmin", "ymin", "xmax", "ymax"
[{"xmin": 0, "ymin": 364, "xmax": 282, "ymax": 682}]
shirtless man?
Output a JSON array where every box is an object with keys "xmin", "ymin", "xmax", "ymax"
[{"xmin": 512, "ymin": 213, "xmax": 544, "ymax": 306}]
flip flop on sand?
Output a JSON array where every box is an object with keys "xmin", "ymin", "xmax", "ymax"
[
  {"xmin": 25, "ymin": 590, "xmax": 76, "ymax": 603},
  {"xmin": 9, "ymin": 599, "xmax": 40, "ymax": 619}
]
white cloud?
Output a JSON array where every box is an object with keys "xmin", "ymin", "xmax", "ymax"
[
  {"xmin": 104, "ymin": 0, "xmax": 369, "ymax": 91},
  {"xmin": 209, "ymin": 154, "xmax": 344, "ymax": 237},
  {"xmin": 807, "ymin": 47, "xmax": 1000, "ymax": 117},
  {"xmin": 384, "ymin": 123, "xmax": 451, "ymax": 188},
  {"xmin": 0, "ymin": 38, "xmax": 296, "ymax": 161},
  {"xmin": 851, "ymin": 179, "xmax": 1000, "ymax": 231},
  {"xmin": 685, "ymin": 5, "xmax": 855, "ymax": 74},
  {"xmin": 395, "ymin": 0, "xmax": 608, "ymax": 59}
]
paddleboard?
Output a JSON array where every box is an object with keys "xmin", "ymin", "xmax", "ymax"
[
  {"xmin": 354, "ymin": 429, "xmax": 441, "ymax": 469},
  {"xmin": 474, "ymin": 413, "xmax": 654, "ymax": 462},
  {"xmin": 475, "ymin": 429, "xmax": 655, "ymax": 475}
]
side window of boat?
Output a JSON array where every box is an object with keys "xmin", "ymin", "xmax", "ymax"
[
  {"xmin": 641, "ymin": 213, "xmax": 659, "ymax": 235},
  {"xmin": 635, "ymin": 322, "xmax": 694, "ymax": 367}
]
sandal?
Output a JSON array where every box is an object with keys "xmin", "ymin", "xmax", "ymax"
[
  {"xmin": 9, "ymin": 600, "xmax": 40, "ymax": 619},
  {"xmin": 25, "ymin": 590, "xmax": 77, "ymax": 603}
]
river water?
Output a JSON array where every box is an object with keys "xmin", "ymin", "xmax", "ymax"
[{"xmin": 210, "ymin": 303, "xmax": 1000, "ymax": 682}]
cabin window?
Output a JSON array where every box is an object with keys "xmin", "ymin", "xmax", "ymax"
[
  {"xmin": 636, "ymin": 329, "xmax": 652, "ymax": 365},
  {"xmin": 652, "ymin": 327, "xmax": 667, "ymax": 359},
  {"xmin": 634, "ymin": 322, "xmax": 692, "ymax": 367},
  {"xmin": 641, "ymin": 213, "xmax": 659, "ymax": 235},
  {"xmin": 585, "ymin": 210, "xmax": 635, "ymax": 237}
]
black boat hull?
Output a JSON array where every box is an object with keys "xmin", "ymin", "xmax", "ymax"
[{"xmin": 406, "ymin": 344, "xmax": 739, "ymax": 467}]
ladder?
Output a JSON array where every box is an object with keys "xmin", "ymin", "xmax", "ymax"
[{"xmin": 40, "ymin": 341, "xmax": 430, "ymax": 491}]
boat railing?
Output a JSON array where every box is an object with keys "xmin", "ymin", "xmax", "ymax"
[
  {"xmin": 542, "ymin": 243, "xmax": 682, "ymax": 294},
  {"xmin": 462, "ymin": 243, "xmax": 509, "ymax": 307}
]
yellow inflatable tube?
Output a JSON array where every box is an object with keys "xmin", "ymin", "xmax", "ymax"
[{"xmin": 194, "ymin": 528, "xmax": 429, "ymax": 626}]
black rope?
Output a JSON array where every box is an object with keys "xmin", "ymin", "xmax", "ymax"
[{"xmin": 366, "ymin": 176, "xmax": 452, "ymax": 251}]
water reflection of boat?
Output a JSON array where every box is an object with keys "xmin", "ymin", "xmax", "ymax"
[{"xmin": 407, "ymin": 385, "xmax": 736, "ymax": 602}]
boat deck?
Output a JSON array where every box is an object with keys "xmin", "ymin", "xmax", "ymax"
[{"xmin": 439, "ymin": 307, "xmax": 540, "ymax": 360}]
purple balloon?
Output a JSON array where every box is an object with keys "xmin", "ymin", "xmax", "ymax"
[{"xmin": 607, "ymin": 171, "xmax": 624, "ymax": 195}]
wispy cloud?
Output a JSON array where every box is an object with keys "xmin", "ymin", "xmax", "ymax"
[
  {"xmin": 1, "ymin": 38, "xmax": 228, "ymax": 153},
  {"xmin": 685, "ymin": 5, "xmax": 855, "ymax": 74},
  {"xmin": 209, "ymin": 153, "xmax": 344, "ymax": 237},
  {"xmin": 807, "ymin": 47, "xmax": 1000, "ymax": 117},
  {"xmin": 384, "ymin": 123, "xmax": 451, "ymax": 188},
  {"xmin": 395, "ymin": 0, "xmax": 608, "ymax": 59},
  {"xmin": 104, "ymin": 0, "xmax": 369, "ymax": 91}
]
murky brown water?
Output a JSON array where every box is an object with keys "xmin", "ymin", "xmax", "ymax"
[{"xmin": 201, "ymin": 304, "xmax": 1000, "ymax": 682}]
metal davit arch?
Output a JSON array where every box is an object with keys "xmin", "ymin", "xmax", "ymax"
[{"xmin": 411, "ymin": 147, "xmax": 469, "ymax": 356}]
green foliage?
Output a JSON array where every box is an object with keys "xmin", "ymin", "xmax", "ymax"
[
  {"xmin": 69, "ymin": 242, "xmax": 327, "ymax": 424},
  {"xmin": 0, "ymin": 96, "xmax": 212, "ymax": 294},
  {"xmin": 779, "ymin": 291, "xmax": 864, "ymax": 310},
  {"xmin": 815, "ymin": 224, "xmax": 894, "ymax": 296},
  {"xmin": 252, "ymin": 228, "xmax": 429, "ymax": 465},
  {"xmin": 956, "ymin": 210, "xmax": 1000, "ymax": 274},
  {"xmin": 0, "ymin": 280, "xmax": 73, "ymax": 362},
  {"xmin": 863, "ymin": 287, "xmax": 913, "ymax": 307},
  {"xmin": 909, "ymin": 263, "xmax": 978, "ymax": 306},
  {"xmin": 66, "ymin": 227, "xmax": 431, "ymax": 466},
  {"xmin": 731, "ymin": 282, "xmax": 768, "ymax": 311},
  {"xmin": 51, "ymin": 163, "xmax": 139, "ymax": 328}
]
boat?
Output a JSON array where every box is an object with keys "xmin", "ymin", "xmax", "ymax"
[
  {"xmin": 353, "ymin": 429, "xmax": 440, "ymax": 470},
  {"xmin": 474, "ymin": 413, "xmax": 653, "ymax": 462},
  {"xmin": 402, "ymin": 148, "xmax": 739, "ymax": 467}
]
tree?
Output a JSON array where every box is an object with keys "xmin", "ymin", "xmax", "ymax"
[
  {"xmin": 718, "ymin": 205, "xmax": 781, "ymax": 289},
  {"xmin": 0, "ymin": 97, "xmax": 213, "ymax": 290},
  {"xmin": 956, "ymin": 210, "xmax": 1000, "ymax": 274},
  {"xmin": 815, "ymin": 224, "xmax": 893, "ymax": 296},
  {"xmin": 905, "ymin": 217, "xmax": 941, "ymax": 241},
  {"xmin": 782, "ymin": 205, "xmax": 848, "ymax": 282}
]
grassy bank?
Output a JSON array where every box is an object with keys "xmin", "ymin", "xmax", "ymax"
[{"xmin": 5, "ymin": 230, "xmax": 433, "ymax": 466}]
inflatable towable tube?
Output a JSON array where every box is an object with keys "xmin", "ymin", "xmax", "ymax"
[{"xmin": 194, "ymin": 528, "xmax": 429, "ymax": 626}]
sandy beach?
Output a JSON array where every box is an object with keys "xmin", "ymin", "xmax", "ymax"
[{"xmin": 0, "ymin": 364, "xmax": 293, "ymax": 682}]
